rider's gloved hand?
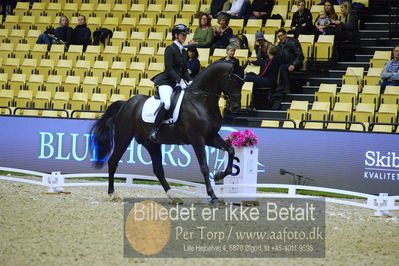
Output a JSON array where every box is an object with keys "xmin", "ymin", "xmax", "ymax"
[
  {"xmin": 187, "ymin": 80, "xmax": 193, "ymax": 86},
  {"xmin": 179, "ymin": 79, "xmax": 187, "ymax": 89}
]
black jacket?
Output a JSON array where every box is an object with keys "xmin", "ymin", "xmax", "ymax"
[
  {"xmin": 341, "ymin": 11, "xmax": 359, "ymax": 44},
  {"xmin": 277, "ymin": 37, "xmax": 304, "ymax": 68},
  {"xmin": 153, "ymin": 43, "xmax": 192, "ymax": 87},
  {"xmin": 251, "ymin": 0, "xmax": 273, "ymax": 15},
  {"xmin": 54, "ymin": 26, "xmax": 74, "ymax": 46},
  {"xmin": 258, "ymin": 56, "xmax": 281, "ymax": 83},
  {"xmin": 72, "ymin": 24, "xmax": 91, "ymax": 48},
  {"xmin": 291, "ymin": 8, "xmax": 313, "ymax": 33},
  {"xmin": 216, "ymin": 56, "xmax": 244, "ymax": 77}
]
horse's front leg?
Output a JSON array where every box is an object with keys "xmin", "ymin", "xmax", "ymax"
[
  {"xmin": 192, "ymin": 140, "xmax": 223, "ymax": 206},
  {"xmin": 206, "ymin": 134, "xmax": 234, "ymax": 182}
]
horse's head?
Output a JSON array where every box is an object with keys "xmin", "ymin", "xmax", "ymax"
[{"xmin": 219, "ymin": 68, "xmax": 244, "ymax": 113}]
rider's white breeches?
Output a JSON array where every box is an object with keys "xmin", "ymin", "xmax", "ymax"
[{"xmin": 159, "ymin": 85, "xmax": 173, "ymax": 110}]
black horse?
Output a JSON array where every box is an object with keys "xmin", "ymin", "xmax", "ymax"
[{"xmin": 90, "ymin": 62, "xmax": 244, "ymax": 205}]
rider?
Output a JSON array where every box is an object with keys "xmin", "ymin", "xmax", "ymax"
[{"xmin": 150, "ymin": 24, "xmax": 193, "ymax": 142}]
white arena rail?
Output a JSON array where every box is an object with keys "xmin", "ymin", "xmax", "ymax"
[{"xmin": 0, "ymin": 167, "xmax": 398, "ymax": 216}]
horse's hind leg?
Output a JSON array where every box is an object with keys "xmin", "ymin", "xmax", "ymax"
[
  {"xmin": 206, "ymin": 134, "xmax": 234, "ymax": 182},
  {"xmin": 142, "ymin": 141, "xmax": 181, "ymax": 202},
  {"xmin": 107, "ymin": 131, "xmax": 133, "ymax": 197}
]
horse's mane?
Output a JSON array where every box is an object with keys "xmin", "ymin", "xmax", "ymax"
[{"xmin": 190, "ymin": 62, "xmax": 233, "ymax": 90}]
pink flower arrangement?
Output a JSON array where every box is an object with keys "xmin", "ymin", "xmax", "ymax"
[{"xmin": 224, "ymin": 129, "xmax": 258, "ymax": 148}]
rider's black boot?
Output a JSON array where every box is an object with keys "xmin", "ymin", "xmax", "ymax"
[{"xmin": 149, "ymin": 105, "xmax": 168, "ymax": 143}]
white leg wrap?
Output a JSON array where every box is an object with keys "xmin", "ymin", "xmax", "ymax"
[{"xmin": 166, "ymin": 189, "xmax": 176, "ymax": 199}]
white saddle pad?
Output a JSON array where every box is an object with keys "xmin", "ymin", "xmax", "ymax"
[{"xmin": 141, "ymin": 90, "xmax": 185, "ymax": 124}]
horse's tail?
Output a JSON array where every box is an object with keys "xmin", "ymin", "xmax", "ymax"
[{"xmin": 90, "ymin": 100, "xmax": 125, "ymax": 168}]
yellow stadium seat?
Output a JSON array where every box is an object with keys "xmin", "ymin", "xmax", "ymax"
[
  {"xmin": 87, "ymin": 17, "xmax": 102, "ymax": 35},
  {"xmin": 364, "ymin": 68, "xmax": 383, "ymax": 86},
  {"xmin": 31, "ymin": 44, "xmax": 48, "ymax": 60},
  {"xmin": 70, "ymin": 92, "xmax": 88, "ymax": 110},
  {"xmin": 181, "ymin": 4, "xmax": 198, "ymax": 19},
  {"xmin": 284, "ymin": 100, "xmax": 309, "ymax": 128},
  {"xmin": 129, "ymin": 4, "xmax": 145, "ymax": 18},
  {"xmin": 154, "ymin": 47, "xmax": 165, "ymax": 63},
  {"xmin": 130, "ymin": 31, "xmax": 146, "ymax": 49},
  {"xmin": 120, "ymin": 46, "xmax": 137, "ymax": 65},
  {"xmin": 381, "ymin": 86, "xmax": 399, "ymax": 104},
  {"xmin": 117, "ymin": 77, "xmax": 135, "ymax": 97},
  {"xmin": 342, "ymin": 67, "xmax": 364, "ymax": 90},
  {"xmin": 34, "ymin": 91, "xmax": 52, "ymax": 108},
  {"xmin": 63, "ymin": 75, "xmax": 81, "ymax": 95},
  {"xmin": 146, "ymin": 4, "xmax": 163, "ymax": 19},
  {"xmin": 4, "ymin": 15, "xmax": 19, "ymax": 30},
  {"xmin": 0, "ymin": 89, "xmax": 14, "ymax": 107},
  {"xmin": 197, "ymin": 48, "xmax": 210, "ymax": 67},
  {"xmin": 138, "ymin": 46, "xmax": 155, "ymax": 68},
  {"xmin": 26, "ymin": 74, "xmax": 44, "ymax": 92},
  {"xmin": 112, "ymin": 3, "xmax": 129, "ymax": 21},
  {"xmin": 327, "ymin": 102, "xmax": 352, "ymax": 130},
  {"xmin": 46, "ymin": 3, "xmax": 62, "ymax": 18},
  {"xmin": 37, "ymin": 59, "xmax": 55, "ymax": 80},
  {"xmin": 260, "ymin": 120, "xmax": 280, "ymax": 128},
  {"xmin": 35, "ymin": 16, "xmax": 53, "ymax": 32},
  {"xmin": 3, "ymin": 58, "xmax": 20, "ymax": 76},
  {"xmin": 127, "ymin": 61, "xmax": 145, "ymax": 81},
  {"xmin": 25, "ymin": 29, "xmax": 41, "ymax": 46},
  {"xmin": 95, "ymin": 3, "xmax": 112, "ymax": 19},
  {"xmin": 374, "ymin": 104, "xmax": 398, "ymax": 132},
  {"xmin": 210, "ymin": 48, "xmax": 225, "ymax": 63},
  {"xmin": 310, "ymin": 5, "xmax": 324, "ymax": 19},
  {"xmin": 48, "ymin": 44, "xmax": 65, "ymax": 64},
  {"xmin": 120, "ymin": 17, "xmax": 137, "ymax": 35},
  {"xmin": 102, "ymin": 46, "xmax": 119, "ymax": 63},
  {"xmin": 109, "ymin": 93, "xmax": 127, "ymax": 104},
  {"xmin": 44, "ymin": 75, "xmax": 63, "ymax": 96},
  {"xmin": 147, "ymin": 32, "xmax": 164, "ymax": 49},
  {"xmin": 359, "ymin": 85, "xmax": 380, "ymax": 107},
  {"xmin": 272, "ymin": 4, "xmax": 288, "ymax": 21},
  {"xmin": 370, "ymin": 50, "xmax": 391, "ymax": 68},
  {"xmin": 62, "ymin": 3, "xmax": 78, "ymax": 19},
  {"xmin": 245, "ymin": 20, "xmax": 262, "ymax": 34},
  {"xmin": 41, "ymin": 110, "xmax": 67, "ymax": 118},
  {"xmin": 83, "ymin": 45, "xmax": 101, "ymax": 66},
  {"xmin": 9, "ymin": 74, "xmax": 26, "ymax": 94},
  {"xmin": 337, "ymin": 84, "xmax": 358, "ymax": 106},
  {"xmin": 65, "ymin": 45, "xmax": 84, "ymax": 65},
  {"xmin": 15, "ymin": 90, "xmax": 33, "ymax": 107},
  {"xmin": 314, "ymin": 35, "xmax": 334, "ymax": 61},
  {"xmin": 314, "ymin": 83, "xmax": 337, "ymax": 105},
  {"xmin": 55, "ymin": 59, "xmax": 73, "ymax": 78},
  {"xmin": 52, "ymin": 91, "xmax": 70, "ymax": 109},
  {"xmin": 109, "ymin": 61, "xmax": 127, "ymax": 83},
  {"xmin": 136, "ymin": 78, "xmax": 154, "ymax": 96},
  {"xmin": 20, "ymin": 58, "xmax": 37, "ymax": 77},
  {"xmin": 155, "ymin": 18, "xmax": 173, "ymax": 36},
  {"xmin": 103, "ymin": 17, "xmax": 120, "ymax": 32},
  {"xmin": 0, "ymin": 29, "xmax": 9, "ymax": 43},
  {"xmin": 88, "ymin": 93, "xmax": 107, "ymax": 111},
  {"xmin": 263, "ymin": 19, "xmax": 282, "ymax": 35},
  {"xmin": 14, "ymin": 2, "xmax": 30, "ymax": 17},
  {"xmin": 0, "ymin": 73, "xmax": 8, "ymax": 90},
  {"xmin": 20, "ymin": 109, "xmax": 39, "ymax": 117},
  {"xmin": 8, "ymin": 29, "xmax": 25, "ymax": 44},
  {"xmin": 19, "ymin": 16, "xmax": 35, "ymax": 31},
  {"xmin": 75, "ymin": 60, "xmax": 91, "ymax": 77},
  {"xmin": 0, "ymin": 42, "xmax": 14, "ymax": 59},
  {"xmin": 305, "ymin": 101, "xmax": 331, "ymax": 129},
  {"xmin": 240, "ymin": 82, "xmax": 253, "ymax": 109},
  {"xmin": 79, "ymin": 3, "xmax": 95, "ymax": 19},
  {"xmin": 350, "ymin": 103, "xmax": 375, "ymax": 131},
  {"xmin": 30, "ymin": 2, "xmax": 46, "ymax": 17},
  {"xmin": 229, "ymin": 19, "xmax": 244, "ymax": 35},
  {"xmin": 136, "ymin": 17, "xmax": 155, "ymax": 35},
  {"xmin": 298, "ymin": 35, "xmax": 314, "ymax": 66},
  {"xmin": 163, "ymin": 4, "xmax": 180, "ymax": 19},
  {"xmin": 81, "ymin": 76, "xmax": 99, "ymax": 97},
  {"xmin": 13, "ymin": 43, "xmax": 30, "ymax": 60},
  {"xmin": 146, "ymin": 62, "xmax": 164, "ymax": 79},
  {"xmin": 110, "ymin": 31, "xmax": 128, "ymax": 50},
  {"xmin": 98, "ymin": 77, "xmax": 117, "ymax": 99},
  {"xmin": 92, "ymin": 61, "xmax": 110, "ymax": 78},
  {"xmin": 78, "ymin": 111, "xmax": 97, "ymax": 119}
]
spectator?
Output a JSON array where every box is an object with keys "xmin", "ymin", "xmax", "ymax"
[
  {"xmin": 188, "ymin": 13, "xmax": 214, "ymax": 48},
  {"xmin": 289, "ymin": 0, "xmax": 313, "ymax": 38},
  {"xmin": 245, "ymin": 46, "xmax": 281, "ymax": 89},
  {"xmin": 211, "ymin": 14, "xmax": 233, "ymax": 53},
  {"xmin": 36, "ymin": 16, "xmax": 74, "ymax": 51},
  {"xmin": 210, "ymin": 0, "xmax": 228, "ymax": 18},
  {"xmin": 253, "ymin": 31, "xmax": 275, "ymax": 61},
  {"xmin": 187, "ymin": 45, "xmax": 201, "ymax": 78},
  {"xmin": 276, "ymin": 29, "xmax": 304, "ymax": 92},
  {"xmin": 379, "ymin": 45, "xmax": 399, "ymax": 90},
  {"xmin": 249, "ymin": 0, "xmax": 274, "ymax": 19},
  {"xmin": 216, "ymin": 45, "xmax": 245, "ymax": 77},
  {"xmin": 323, "ymin": 1, "xmax": 338, "ymax": 20},
  {"xmin": 315, "ymin": 10, "xmax": 331, "ymax": 35},
  {"xmin": 222, "ymin": 0, "xmax": 251, "ymax": 19},
  {"xmin": 331, "ymin": 1, "xmax": 359, "ymax": 44},
  {"xmin": 72, "ymin": 15, "xmax": 91, "ymax": 50}
]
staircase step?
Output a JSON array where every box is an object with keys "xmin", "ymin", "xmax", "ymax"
[
  {"xmin": 359, "ymin": 29, "xmax": 390, "ymax": 38},
  {"xmin": 363, "ymin": 22, "xmax": 391, "ymax": 30},
  {"xmin": 285, "ymin": 93, "xmax": 315, "ymax": 102},
  {"xmin": 355, "ymin": 54, "xmax": 373, "ymax": 62}
]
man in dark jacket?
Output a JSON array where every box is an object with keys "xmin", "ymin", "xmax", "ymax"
[
  {"xmin": 276, "ymin": 29, "xmax": 304, "ymax": 92},
  {"xmin": 72, "ymin": 15, "xmax": 91, "ymax": 50},
  {"xmin": 289, "ymin": 0, "xmax": 313, "ymax": 38},
  {"xmin": 37, "ymin": 16, "xmax": 74, "ymax": 50}
]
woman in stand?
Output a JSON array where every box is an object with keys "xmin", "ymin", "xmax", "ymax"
[
  {"xmin": 187, "ymin": 45, "xmax": 201, "ymax": 78},
  {"xmin": 36, "ymin": 16, "xmax": 74, "ymax": 51},
  {"xmin": 188, "ymin": 13, "xmax": 214, "ymax": 48},
  {"xmin": 150, "ymin": 25, "xmax": 193, "ymax": 142},
  {"xmin": 210, "ymin": 14, "xmax": 233, "ymax": 54}
]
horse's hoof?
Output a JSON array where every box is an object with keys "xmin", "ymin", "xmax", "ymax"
[
  {"xmin": 214, "ymin": 171, "xmax": 223, "ymax": 182},
  {"xmin": 210, "ymin": 198, "xmax": 224, "ymax": 207},
  {"xmin": 109, "ymin": 193, "xmax": 120, "ymax": 201},
  {"xmin": 172, "ymin": 198, "xmax": 183, "ymax": 205}
]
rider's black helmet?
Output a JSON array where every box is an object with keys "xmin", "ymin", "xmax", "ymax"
[{"xmin": 172, "ymin": 24, "xmax": 190, "ymax": 40}]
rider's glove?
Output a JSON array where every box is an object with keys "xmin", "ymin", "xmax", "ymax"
[
  {"xmin": 179, "ymin": 79, "xmax": 187, "ymax": 90},
  {"xmin": 187, "ymin": 80, "xmax": 193, "ymax": 86}
]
